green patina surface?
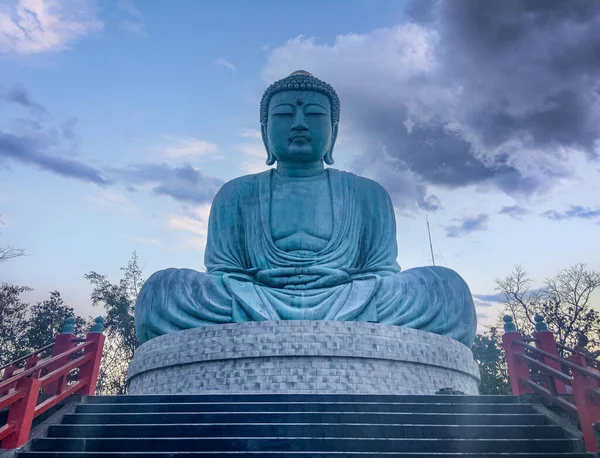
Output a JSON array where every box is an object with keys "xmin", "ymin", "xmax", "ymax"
[{"xmin": 135, "ymin": 71, "xmax": 477, "ymax": 347}]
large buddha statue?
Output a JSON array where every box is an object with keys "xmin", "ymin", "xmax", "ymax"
[{"xmin": 135, "ymin": 71, "xmax": 477, "ymax": 347}]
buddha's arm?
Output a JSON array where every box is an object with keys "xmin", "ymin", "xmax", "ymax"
[
  {"xmin": 204, "ymin": 178, "xmax": 252, "ymax": 275},
  {"xmin": 358, "ymin": 178, "xmax": 401, "ymax": 274}
]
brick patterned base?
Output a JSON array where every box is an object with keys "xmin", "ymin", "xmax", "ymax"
[{"xmin": 127, "ymin": 321, "xmax": 480, "ymax": 395}]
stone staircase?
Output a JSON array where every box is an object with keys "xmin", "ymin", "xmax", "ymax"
[{"xmin": 16, "ymin": 394, "xmax": 592, "ymax": 457}]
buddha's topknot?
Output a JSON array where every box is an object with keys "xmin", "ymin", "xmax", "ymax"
[{"xmin": 260, "ymin": 70, "xmax": 340, "ymax": 126}]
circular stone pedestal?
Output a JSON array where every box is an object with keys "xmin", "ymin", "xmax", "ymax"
[{"xmin": 127, "ymin": 321, "xmax": 480, "ymax": 395}]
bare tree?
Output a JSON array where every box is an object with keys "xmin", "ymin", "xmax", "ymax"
[
  {"xmin": 544, "ymin": 263, "xmax": 600, "ymax": 348},
  {"xmin": 495, "ymin": 264, "xmax": 600, "ymax": 349},
  {"xmin": 0, "ymin": 215, "xmax": 25, "ymax": 263},
  {"xmin": 494, "ymin": 265, "xmax": 545, "ymax": 333}
]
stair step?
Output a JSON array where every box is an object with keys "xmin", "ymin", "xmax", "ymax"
[
  {"xmin": 61, "ymin": 411, "xmax": 551, "ymax": 425},
  {"xmin": 75, "ymin": 401, "xmax": 534, "ymax": 414},
  {"xmin": 47, "ymin": 423, "xmax": 570, "ymax": 439},
  {"xmin": 29, "ymin": 437, "xmax": 583, "ymax": 453},
  {"xmin": 14, "ymin": 394, "xmax": 591, "ymax": 457},
  {"xmin": 15, "ymin": 453, "xmax": 595, "ymax": 458},
  {"xmin": 16, "ymin": 453, "xmax": 595, "ymax": 458},
  {"xmin": 86, "ymin": 394, "xmax": 522, "ymax": 404}
]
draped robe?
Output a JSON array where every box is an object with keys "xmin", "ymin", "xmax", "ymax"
[{"xmin": 135, "ymin": 168, "xmax": 477, "ymax": 346}]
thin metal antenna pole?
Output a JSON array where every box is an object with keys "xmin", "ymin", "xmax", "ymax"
[{"xmin": 426, "ymin": 215, "xmax": 436, "ymax": 266}]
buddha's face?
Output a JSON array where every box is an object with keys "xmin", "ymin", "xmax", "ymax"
[{"xmin": 263, "ymin": 90, "xmax": 337, "ymax": 165}]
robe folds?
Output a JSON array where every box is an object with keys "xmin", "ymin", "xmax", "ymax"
[{"xmin": 135, "ymin": 168, "xmax": 477, "ymax": 346}]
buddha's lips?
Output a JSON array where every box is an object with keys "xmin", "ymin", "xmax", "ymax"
[{"xmin": 289, "ymin": 133, "xmax": 311, "ymax": 142}]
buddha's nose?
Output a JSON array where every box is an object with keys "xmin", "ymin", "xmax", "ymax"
[{"xmin": 291, "ymin": 111, "xmax": 309, "ymax": 131}]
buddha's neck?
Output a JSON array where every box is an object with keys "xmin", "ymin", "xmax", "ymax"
[{"xmin": 276, "ymin": 161, "xmax": 325, "ymax": 177}]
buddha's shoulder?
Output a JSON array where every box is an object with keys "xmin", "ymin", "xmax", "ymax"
[
  {"xmin": 330, "ymin": 169, "xmax": 391, "ymax": 199},
  {"xmin": 213, "ymin": 170, "xmax": 268, "ymax": 200}
]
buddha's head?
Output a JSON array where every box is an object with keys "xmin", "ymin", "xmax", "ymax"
[{"xmin": 260, "ymin": 71, "xmax": 340, "ymax": 166}]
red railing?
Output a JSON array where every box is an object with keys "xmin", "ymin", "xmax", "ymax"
[
  {"xmin": 0, "ymin": 317, "xmax": 105, "ymax": 449},
  {"xmin": 502, "ymin": 315, "xmax": 600, "ymax": 453}
]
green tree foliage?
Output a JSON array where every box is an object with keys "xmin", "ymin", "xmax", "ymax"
[
  {"xmin": 0, "ymin": 286, "xmax": 86, "ymax": 368},
  {"xmin": 84, "ymin": 251, "xmax": 143, "ymax": 394},
  {"xmin": 25, "ymin": 291, "xmax": 87, "ymax": 353},
  {"xmin": 0, "ymin": 284, "xmax": 31, "ymax": 365},
  {"xmin": 471, "ymin": 327, "xmax": 510, "ymax": 395}
]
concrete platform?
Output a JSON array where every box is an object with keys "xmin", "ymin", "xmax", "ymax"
[{"xmin": 127, "ymin": 321, "xmax": 480, "ymax": 395}]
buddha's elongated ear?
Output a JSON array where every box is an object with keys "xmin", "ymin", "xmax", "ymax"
[
  {"xmin": 324, "ymin": 124, "xmax": 338, "ymax": 165},
  {"xmin": 261, "ymin": 124, "xmax": 276, "ymax": 166}
]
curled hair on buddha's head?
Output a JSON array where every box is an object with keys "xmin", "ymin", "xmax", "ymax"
[
  {"xmin": 260, "ymin": 70, "xmax": 340, "ymax": 166},
  {"xmin": 260, "ymin": 70, "xmax": 341, "ymax": 127}
]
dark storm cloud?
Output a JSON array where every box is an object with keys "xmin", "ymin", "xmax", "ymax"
[
  {"xmin": 403, "ymin": 0, "xmax": 600, "ymax": 192},
  {"xmin": 0, "ymin": 131, "xmax": 110, "ymax": 185},
  {"xmin": 444, "ymin": 213, "xmax": 489, "ymax": 238},
  {"xmin": 265, "ymin": 0, "xmax": 600, "ymax": 208},
  {"xmin": 541, "ymin": 205, "xmax": 600, "ymax": 221},
  {"xmin": 498, "ymin": 205, "xmax": 529, "ymax": 219},
  {"xmin": 355, "ymin": 105, "xmax": 540, "ymax": 194},
  {"xmin": 114, "ymin": 163, "xmax": 223, "ymax": 205},
  {"xmin": 434, "ymin": 0, "xmax": 600, "ymax": 158}
]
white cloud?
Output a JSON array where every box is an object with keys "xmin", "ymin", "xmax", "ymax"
[
  {"xmin": 261, "ymin": 19, "xmax": 598, "ymax": 207},
  {"xmin": 241, "ymin": 129, "xmax": 261, "ymax": 140},
  {"xmin": 117, "ymin": 0, "xmax": 146, "ymax": 37},
  {"xmin": 86, "ymin": 190, "xmax": 136, "ymax": 212},
  {"xmin": 168, "ymin": 204, "xmax": 211, "ymax": 252},
  {"xmin": 0, "ymin": 0, "xmax": 103, "ymax": 55},
  {"xmin": 116, "ymin": 0, "xmax": 143, "ymax": 20},
  {"xmin": 162, "ymin": 135, "xmax": 219, "ymax": 159},
  {"xmin": 120, "ymin": 20, "xmax": 145, "ymax": 36},
  {"xmin": 169, "ymin": 204, "xmax": 210, "ymax": 237},
  {"xmin": 238, "ymin": 143, "xmax": 265, "ymax": 158},
  {"xmin": 216, "ymin": 57, "xmax": 236, "ymax": 72},
  {"xmin": 169, "ymin": 215, "xmax": 207, "ymax": 237},
  {"xmin": 237, "ymin": 140, "xmax": 270, "ymax": 175}
]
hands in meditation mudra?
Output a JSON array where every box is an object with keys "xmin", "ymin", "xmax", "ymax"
[{"xmin": 135, "ymin": 71, "xmax": 477, "ymax": 347}]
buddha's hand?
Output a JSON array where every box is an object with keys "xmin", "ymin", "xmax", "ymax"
[{"xmin": 255, "ymin": 267, "xmax": 350, "ymax": 290}]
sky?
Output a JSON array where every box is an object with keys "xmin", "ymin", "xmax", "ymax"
[{"xmin": 1, "ymin": 0, "xmax": 599, "ymax": 329}]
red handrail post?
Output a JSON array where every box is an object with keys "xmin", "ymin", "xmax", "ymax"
[
  {"xmin": 569, "ymin": 354, "xmax": 600, "ymax": 453},
  {"xmin": 25, "ymin": 354, "xmax": 41, "ymax": 380},
  {"xmin": 534, "ymin": 330, "xmax": 567, "ymax": 394},
  {"xmin": 502, "ymin": 316, "xmax": 533, "ymax": 395},
  {"xmin": 44, "ymin": 318, "xmax": 77, "ymax": 395},
  {"xmin": 1, "ymin": 377, "xmax": 41, "ymax": 449},
  {"xmin": 0, "ymin": 366, "xmax": 17, "ymax": 398},
  {"xmin": 2, "ymin": 366, "xmax": 17, "ymax": 380},
  {"xmin": 76, "ymin": 318, "xmax": 105, "ymax": 396}
]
